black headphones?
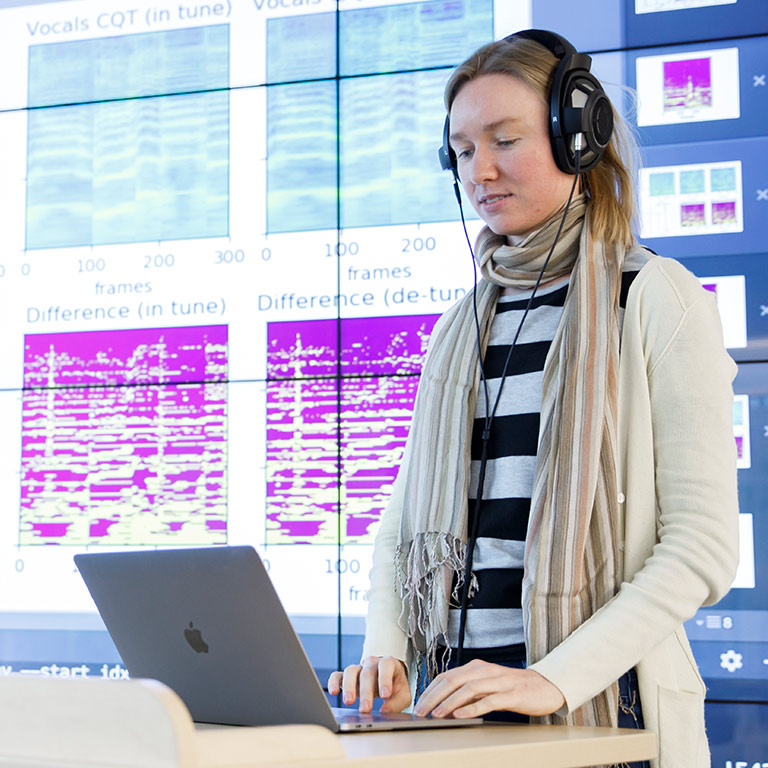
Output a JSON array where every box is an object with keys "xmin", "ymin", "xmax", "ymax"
[{"xmin": 438, "ymin": 29, "xmax": 613, "ymax": 177}]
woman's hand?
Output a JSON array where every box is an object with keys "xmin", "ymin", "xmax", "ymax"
[
  {"xmin": 413, "ymin": 659, "xmax": 565, "ymax": 719},
  {"xmin": 327, "ymin": 655, "xmax": 411, "ymax": 714}
]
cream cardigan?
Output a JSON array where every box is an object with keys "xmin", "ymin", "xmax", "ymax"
[{"xmin": 362, "ymin": 256, "xmax": 740, "ymax": 768}]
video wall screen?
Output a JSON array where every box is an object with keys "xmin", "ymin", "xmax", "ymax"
[{"xmin": 0, "ymin": 0, "xmax": 766, "ymax": 712}]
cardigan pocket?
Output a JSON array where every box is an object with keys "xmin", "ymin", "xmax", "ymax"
[
  {"xmin": 657, "ymin": 686, "xmax": 707, "ymax": 768},
  {"xmin": 673, "ymin": 628, "xmax": 707, "ymax": 698}
]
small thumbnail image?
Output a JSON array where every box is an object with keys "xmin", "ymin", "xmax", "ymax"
[
  {"xmin": 663, "ymin": 57, "xmax": 712, "ymax": 112},
  {"xmin": 733, "ymin": 394, "xmax": 747, "ymax": 427},
  {"xmin": 710, "ymin": 166, "xmax": 737, "ymax": 192},
  {"xmin": 635, "ymin": 0, "xmax": 736, "ymax": 13},
  {"xmin": 681, "ymin": 203, "xmax": 706, "ymax": 228},
  {"xmin": 696, "ymin": 274, "xmax": 747, "ymax": 349},
  {"xmin": 650, "ymin": 171, "xmax": 676, "ymax": 196},
  {"xmin": 712, "ymin": 201, "xmax": 737, "ymax": 226},
  {"xmin": 732, "ymin": 394, "xmax": 750, "ymax": 470},
  {"xmin": 639, "ymin": 160, "xmax": 743, "ymax": 239},
  {"xmin": 679, "ymin": 169, "xmax": 706, "ymax": 195}
]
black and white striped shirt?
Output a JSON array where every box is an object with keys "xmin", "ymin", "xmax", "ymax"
[{"xmin": 446, "ymin": 270, "xmax": 639, "ymax": 660}]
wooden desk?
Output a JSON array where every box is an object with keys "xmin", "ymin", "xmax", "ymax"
[
  {"xmin": 336, "ymin": 724, "xmax": 656, "ymax": 767},
  {"xmin": 0, "ymin": 676, "xmax": 656, "ymax": 768},
  {"xmin": 194, "ymin": 721, "xmax": 656, "ymax": 768}
]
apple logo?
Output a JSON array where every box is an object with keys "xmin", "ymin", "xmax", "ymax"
[{"xmin": 184, "ymin": 621, "xmax": 209, "ymax": 654}]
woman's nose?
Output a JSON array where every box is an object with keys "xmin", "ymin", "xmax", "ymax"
[{"xmin": 468, "ymin": 147, "xmax": 499, "ymax": 184}]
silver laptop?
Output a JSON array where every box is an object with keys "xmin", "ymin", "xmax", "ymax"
[{"xmin": 74, "ymin": 546, "xmax": 483, "ymax": 732}]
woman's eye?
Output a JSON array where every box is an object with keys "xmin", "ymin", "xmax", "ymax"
[{"xmin": 456, "ymin": 148, "xmax": 473, "ymax": 160}]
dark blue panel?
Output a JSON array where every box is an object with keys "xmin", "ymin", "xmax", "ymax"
[
  {"xmin": 727, "ymin": 364, "xmax": 767, "ymax": 611},
  {"xmin": 628, "ymin": 36, "xmax": 767, "ymax": 145},
  {"xmin": 677, "ymin": 253, "xmax": 768, "ymax": 361},
  {"xmin": 706, "ymin": 700, "xmax": 768, "ymax": 762},
  {"xmin": 639, "ymin": 137, "xmax": 768, "ymax": 258},
  {"xmin": 590, "ymin": 51, "xmax": 628, "ymax": 112},
  {"xmin": 531, "ymin": 0, "xmax": 624, "ymax": 52},
  {"xmin": 0, "ymin": 629, "xmax": 120, "ymax": 665},
  {"xmin": 686, "ymin": 362, "xmax": 768, "ymax": 701},
  {"xmin": 692, "ymin": 639, "xmax": 768, "ymax": 698},
  {"xmin": 730, "ymin": 365, "xmax": 768, "ymax": 610},
  {"xmin": 625, "ymin": 0, "xmax": 768, "ymax": 47},
  {"xmin": 0, "ymin": 627, "xmax": 340, "ymax": 682},
  {"xmin": 341, "ymin": 632, "xmax": 364, "ymax": 670}
]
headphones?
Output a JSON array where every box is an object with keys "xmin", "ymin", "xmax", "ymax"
[{"xmin": 438, "ymin": 29, "xmax": 614, "ymax": 177}]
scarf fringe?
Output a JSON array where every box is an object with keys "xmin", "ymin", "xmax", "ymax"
[{"xmin": 395, "ymin": 531, "xmax": 477, "ymax": 685}]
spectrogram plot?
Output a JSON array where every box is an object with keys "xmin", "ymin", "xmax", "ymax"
[
  {"xmin": 266, "ymin": 80, "xmax": 338, "ymax": 234},
  {"xmin": 338, "ymin": 0, "xmax": 493, "ymax": 75},
  {"xmin": 265, "ymin": 0, "xmax": 493, "ymax": 82},
  {"xmin": 339, "ymin": 70, "xmax": 462, "ymax": 229},
  {"xmin": 266, "ymin": 315, "xmax": 438, "ymax": 545},
  {"xmin": 265, "ymin": 0, "xmax": 492, "ymax": 233},
  {"xmin": 26, "ymin": 25, "xmax": 229, "ymax": 249},
  {"xmin": 663, "ymin": 57, "xmax": 712, "ymax": 111},
  {"xmin": 340, "ymin": 374, "xmax": 421, "ymax": 541},
  {"xmin": 20, "ymin": 326, "xmax": 228, "ymax": 546}
]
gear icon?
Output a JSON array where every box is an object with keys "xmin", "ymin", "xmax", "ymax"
[{"xmin": 720, "ymin": 649, "xmax": 743, "ymax": 673}]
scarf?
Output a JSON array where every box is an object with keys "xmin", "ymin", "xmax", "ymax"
[{"xmin": 394, "ymin": 196, "xmax": 624, "ymax": 727}]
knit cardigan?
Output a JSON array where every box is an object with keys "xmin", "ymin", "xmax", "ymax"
[{"xmin": 362, "ymin": 256, "xmax": 740, "ymax": 768}]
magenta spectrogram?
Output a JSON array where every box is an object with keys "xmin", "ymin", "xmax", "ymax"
[
  {"xmin": 266, "ymin": 314, "xmax": 438, "ymax": 545},
  {"xmin": 21, "ymin": 326, "xmax": 228, "ymax": 546}
]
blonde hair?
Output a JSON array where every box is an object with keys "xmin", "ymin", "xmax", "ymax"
[{"xmin": 444, "ymin": 37, "xmax": 638, "ymax": 249}]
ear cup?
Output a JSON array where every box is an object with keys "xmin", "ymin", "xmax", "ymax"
[
  {"xmin": 438, "ymin": 114, "xmax": 457, "ymax": 176},
  {"xmin": 554, "ymin": 64, "xmax": 614, "ymax": 173},
  {"xmin": 515, "ymin": 29, "xmax": 613, "ymax": 174}
]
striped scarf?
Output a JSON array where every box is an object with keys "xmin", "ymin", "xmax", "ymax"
[{"xmin": 394, "ymin": 196, "xmax": 624, "ymax": 727}]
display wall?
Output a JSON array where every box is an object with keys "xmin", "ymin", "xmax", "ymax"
[{"xmin": 0, "ymin": 0, "xmax": 766, "ymax": 759}]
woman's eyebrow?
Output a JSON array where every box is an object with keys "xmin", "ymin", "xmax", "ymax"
[{"xmin": 449, "ymin": 117, "xmax": 521, "ymax": 143}]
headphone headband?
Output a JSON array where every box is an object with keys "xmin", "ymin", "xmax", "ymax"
[{"xmin": 506, "ymin": 29, "xmax": 575, "ymax": 59}]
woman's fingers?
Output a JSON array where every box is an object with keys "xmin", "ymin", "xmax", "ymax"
[
  {"xmin": 414, "ymin": 661, "xmax": 565, "ymax": 719},
  {"xmin": 327, "ymin": 669, "xmax": 343, "ymax": 695},
  {"xmin": 358, "ymin": 657, "xmax": 382, "ymax": 712},
  {"xmin": 377, "ymin": 656, "xmax": 406, "ymax": 699},
  {"xmin": 378, "ymin": 657, "xmax": 411, "ymax": 713},
  {"xmin": 340, "ymin": 664, "xmax": 363, "ymax": 706},
  {"xmin": 414, "ymin": 658, "xmax": 489, "ymax": 716},
  {"xmin": 430, "ymin": 675, "xmax": 502, "ymax": 717},
  {"xmin": 327, "ymin": 657, "xmax": 411, "ymax": 714}
]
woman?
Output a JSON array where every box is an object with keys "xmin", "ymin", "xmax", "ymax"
[{"xmin": 329, "ymin": 31, "xmax": 738, "ymax": 768}]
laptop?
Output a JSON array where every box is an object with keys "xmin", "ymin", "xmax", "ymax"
[{"xmin": 74, "ymin": 546, "xmax": 484, "ymax": 732}]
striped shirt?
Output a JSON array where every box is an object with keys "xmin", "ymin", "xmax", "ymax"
[{"xmin": 446, "ymin": 270, "xmax": 639, "ymax": 660}]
